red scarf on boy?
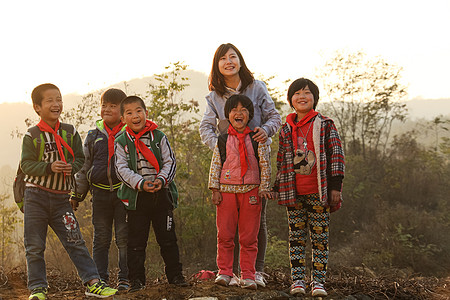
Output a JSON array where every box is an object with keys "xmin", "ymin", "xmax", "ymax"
[
  {"xmin": 126, "ymin": 120, "xmax": 160, "ymax": 173},
  {"xmin": 227, "ymin": 125, "xmax": 253, "ymax": 177},
  {"xmin": 37, "ymin": 120, "xmax": 74, "ymax": 163},
  {"xmin": 286, "ymin": 110, "xmax": 318, "ymax": 152},
  {"xmin": 104, "ymin": 122, "xmax": 125, "ymax": 166}
]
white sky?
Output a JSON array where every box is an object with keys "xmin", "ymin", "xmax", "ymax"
[{"xmin": 1, "ymin": 0, "xmax": 449, "ymax": 103}]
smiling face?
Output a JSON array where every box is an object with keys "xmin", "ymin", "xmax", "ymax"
[
  {"xmin": 34, "ymin": 88, "xmax": 63, "ymax": 127},
  {"xmin": 101, "ymin": 101, "xmax": 121, "ymax": 128},
  {"xmin": 121, "ymin": 102, "xmax": 147, "ymax": 133},
  {"xmin": 218, "ymin": 48, "xmax": 241, "ymax": 79},
  {"xmin": 228, "ymin": 102, "xmax": 250, "ymax": 133},
  {"xmin": 291, "ymin": 86, "xmax": 315, "ymax": 117}
]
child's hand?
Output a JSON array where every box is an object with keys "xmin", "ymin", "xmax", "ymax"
[
  {"xmin": 252, "ymin": 127, "xmax": 268, "ymax": 143},
  {"xmin": 259, "ymin": 191, "xmax": 274, "ymax": 200},
  {"xmin": 272, "ymin": 191, "xmax": 279, "ymax": 200},
  {"xmin": 329, "ymin": 190, "xmax": 341, "ymax": 207},
  {"xmin": 51, "ymin": 160, "xmax": 71, "ymax": 173},
  {"xmin": 70, "ymin": 199, "xmax": 79, "ymax": 211},
  {"xmin": 143, "ymin": 179, "xmax": 163, "ymax": 193},
  {"xmin": 211, "ymin": 190, "xmax": 222, "ymax": 205}
]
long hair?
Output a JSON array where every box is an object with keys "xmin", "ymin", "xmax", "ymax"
[{"xmin": 208, "ymin": 43, "xmax": 254, "ymax": 97}]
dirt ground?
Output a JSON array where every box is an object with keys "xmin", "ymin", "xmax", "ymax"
[{"xmin": 0, "ymin": 268, "xmax": 448, "ymax": 300}]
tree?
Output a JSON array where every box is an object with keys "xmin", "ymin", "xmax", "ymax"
[{"xmin": 318, "ymin": 50, "xmax": 408, "ymax": 158}]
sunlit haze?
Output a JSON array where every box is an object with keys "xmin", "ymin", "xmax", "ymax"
[{"xmin": 1, "ymin": 0, "xmax": 449, "ymax": 103}]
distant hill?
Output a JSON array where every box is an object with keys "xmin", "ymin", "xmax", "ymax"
[
  {"xmin": 0, "ymin": 70, "xmax": 448, "ymax": 170},
  {"xmin": 404, "ymin": 98, "xmax": 450, "ymax": 120}
]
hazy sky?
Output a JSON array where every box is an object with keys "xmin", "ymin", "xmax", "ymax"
[{"xmin": 1, "ymin": 0, "xmax": 449, "ymax": 104}]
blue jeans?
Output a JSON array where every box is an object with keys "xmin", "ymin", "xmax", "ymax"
[
  {"xmin": 91, "ymin": 188, "xmax": 128, "ymax": 282},
  {"xmin": 24, "ymin": 187, "xmax": 99, "ymax": 290}
]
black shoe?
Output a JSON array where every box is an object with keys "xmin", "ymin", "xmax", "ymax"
[
  {"xmin": 170, "ymin": 274, "xmax": 189, "ymax": 287},
  {"xmin": 128, "ymin": 279, "xmax": 145, "ymax": 293}
]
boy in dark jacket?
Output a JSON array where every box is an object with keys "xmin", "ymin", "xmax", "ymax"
[
  {"xmin": 21, "ymin": 83, "xmax": 117, "ymax": 300},
  {"xmin": 71, "ymin": 88, "xmax": 129, "ymax": 290},
  {"xmin": 115, "ymin": 96, "xmax": 187, "ymax": 292}
]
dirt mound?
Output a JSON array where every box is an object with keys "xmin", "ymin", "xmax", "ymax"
[{"xmin": 0, "ymin": 267, "xmax": 448, "ymax": 300}]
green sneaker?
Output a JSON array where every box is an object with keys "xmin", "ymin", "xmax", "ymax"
[
  {"xmin": 29, "ymin": 287, "xmax": 47, "ymax": 300},
  {"xmin": 85, "ymin": 280, "xmax": 117, "ymax": 298}
]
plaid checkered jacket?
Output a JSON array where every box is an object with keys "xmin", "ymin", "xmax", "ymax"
[{"xmin": 273, "ymin": 113, "xmax": 345, "ymax": 208}]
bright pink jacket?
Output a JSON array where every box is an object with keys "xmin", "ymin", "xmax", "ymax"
[{"xmin": 219, "ymin": 135, "xmax": 260, "ymax": 185}]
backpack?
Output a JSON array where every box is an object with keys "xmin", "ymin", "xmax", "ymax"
[
  {"xmin": 13, "ymin": 124, "xmax": 74, "ymax": 212},
  {"xmin": 217, "ymin": 131, "xmax": 259, "ymax": 166}
]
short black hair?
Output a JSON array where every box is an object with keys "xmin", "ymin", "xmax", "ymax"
[
  {"xmin": 224, "ymin": 94, "xmax": 254, "ymax": 122},
  {"xmin": 31, "ymin": 83, "xmax": 60, "ymax": 107},
  {"xmin": 287, "ymin": 78, "xmax": 320, "ymax": 109},
  {"xmin": 101, "ymin": 88, "xmax": 127, "ymax": 105},
  {"xmin": 120, "ymin": 96, "xmax": 146, "ymax": 116}
]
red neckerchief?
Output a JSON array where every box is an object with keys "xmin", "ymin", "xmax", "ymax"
[
  {"xmin": 126, "ymin": 120, "xmax": 160, "ymax": 173},
  {"xmin": 227, "ymin": 124, "xmax": 253, "ymax": 177},
  {"xmin": 37, "ymin": 120, "xmax": 74, "ymax": 163},
  {"xmin": 104, "ymin": 121, "xmax": 125, "ymax": 166},
  {"xmin": 286, "ymin": 110, "xmax": 318, "ymax": 152}
]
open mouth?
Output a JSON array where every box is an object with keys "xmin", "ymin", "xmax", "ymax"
[{"xmin": 233, "ymin": 117, "xmax": 244, "ymax": 123}]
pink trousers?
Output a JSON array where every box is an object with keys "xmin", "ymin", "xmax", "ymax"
[{"xmin": 216, "ymin": 188, "xmax": 261, "ymax": 280}]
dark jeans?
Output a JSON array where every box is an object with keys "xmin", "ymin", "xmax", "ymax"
[
  {"xmin": 127, "ymin": 188, "xmax": 183, "ymax": 284},
  {"xmin": 91, "ymin": 188, "xmax": 128, "ymax": 282},
  {"xmin": 24, "ymin": 187, "xmax": 99, "ymax": 290},
  {"xmin": 233, "ymin": 196, "xmax": 267, "ymax": 273}
]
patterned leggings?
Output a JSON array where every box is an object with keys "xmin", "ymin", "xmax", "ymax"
[{"xmin": 287, "ymin": 193, "xmax": 330, "ymax": 283}]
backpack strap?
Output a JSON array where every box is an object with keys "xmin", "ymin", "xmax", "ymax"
[
  {"xmin": 217, "ymin": 132, "xmax": 259, "ymax": 166},
  {"xmin": 28, "ymin": 126, "xmax": 45, "ymax": 161}
]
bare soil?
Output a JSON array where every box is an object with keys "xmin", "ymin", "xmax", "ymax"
[{"xmin": 0, "ymin": 267, "xmax": 448, "ymax": 300}]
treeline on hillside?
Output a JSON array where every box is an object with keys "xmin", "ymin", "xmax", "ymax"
[{"xmin": 0, "ymin": 54, "xmax": 449, "ymax": 280}]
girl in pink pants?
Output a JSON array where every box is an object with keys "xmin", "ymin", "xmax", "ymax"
[{"xmin": 208, "ymin": 94, "xmax": 272, "ymax": 290}]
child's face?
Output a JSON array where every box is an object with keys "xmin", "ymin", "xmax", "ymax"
[
  {"xmin": 291, "ymin": 86, "xmax": 314, "ymax": 115},
  {"xmin": 218, "ymin": 48, "xmax": 241, "ymax": 78},
  {"xmin": 101, "ymin": 101, "xmax": 121, "ymax": 128},
  {"xmin": 121, "ymin": 102, "xmax": 147, "ymax": 132},
  {"xmin": 34, "ymin": 88, "xmax": 62, "ymax": 125},
  {"xmin": 228, "ymin": 102, "xmax": 249, "ymax": 133}
]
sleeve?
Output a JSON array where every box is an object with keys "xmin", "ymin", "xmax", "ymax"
[
  {"xmin": 115, "ymin": 141, "xmax": 144, "ymax": 190},
  {"xmin": 72, "ymin": 131, "xmax": 94, "ymax": 200},
  {"xmin": 325, "ymin": 120, "xmax": 345, "ymax": 190},
  {"xmin": 199, "ymin": 94, "xmax": 219, "ymax": 151},
  {"xmin": 257, "ymin": 81, "xmax": 282, "ymax": 138},
  {"xmin": 156, "ymin": 135, "xmax": 176, "ymax": 186},
  {"xmin": 70, "ymin": 130, "xmax": 85, "ymax": 175},
  {"xmin": 273, "ymin": 129, "xmax": 286, "ymax": 192},
  {"xmin": 20, "ymin": 133, "xmax": 50, "ymax": 176},
  {"xmin": 208, "ymin": 145, "xmax": 222, "ymax": 190},
  {"xmin": 258, "ymin": 143, "xmax": 272, "ymax": 192}
]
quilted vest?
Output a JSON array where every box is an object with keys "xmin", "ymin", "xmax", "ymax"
[{"xmin": 219, "ymin": 134, "xmax": 260, "ymax": 185}]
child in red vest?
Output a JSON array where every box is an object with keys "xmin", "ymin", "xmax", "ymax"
[
  {"xmin": 208, "ymin": 94, "xmax": 272, "ymax": 290},
  {"xmin": 273, "ymin": 78, "xmax": 345, "ymax": 297}
]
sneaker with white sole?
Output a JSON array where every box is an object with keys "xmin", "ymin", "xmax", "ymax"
[
  {"xmin": 85, "ymin": 280, "xmax": 118, "ymax": 298},
  {"xmin": 229, "ymin": 273, "xmax": 240, "ymax": 286},
  {"xmin": 290, "ymin": 279, "xmax": 306, "ymax": 295},
  {"xmin": 29, "ymin": 287, "xmax": 47, "ymax": 300},
  {"xmin": 311, "ymin": 281, "xmax": 328, "ymax": 297},
  {"xmin": 215, "ymin": 274, "xmax": 231, "ymax": 286},
  {"xmin": 240, "ymin": 278, "xmax": 257, "ymax": 290},
  {"xmin": 255, "ymin": 271, "xmax": 268, "ymax": 287}
]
